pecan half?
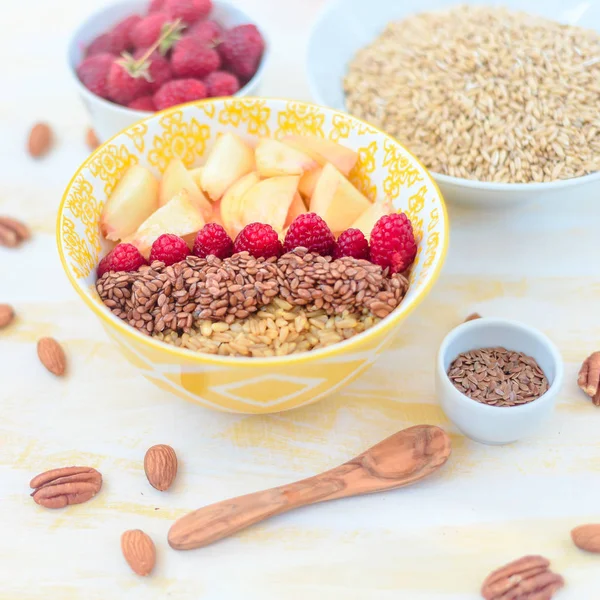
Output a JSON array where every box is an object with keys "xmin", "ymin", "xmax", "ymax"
[
  {"xmin": 30, "ymin": 466, "xmax": 102, "ymax": 509},
  {"xmin": 481, "ymin": 555, "xmax": 564, "ymax": 600},
  {"xmin": 578, "ymin": 351, "xmax": 600, "ymax": 406},
  {"xmin": 0, "ymin": 216, "xmax": 30, "ymax": 248}
]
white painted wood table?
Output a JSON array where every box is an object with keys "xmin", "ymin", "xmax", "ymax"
[{"xmin": 1, "ymin": 0, "xmax": 599, "ymax": 597}]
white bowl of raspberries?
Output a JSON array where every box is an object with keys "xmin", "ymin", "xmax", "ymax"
[{"xmin": 69, "ymin": 0, "xmax": 268, "ymax": 142}]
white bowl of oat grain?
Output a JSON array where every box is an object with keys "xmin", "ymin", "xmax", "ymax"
[{"xmin": 307, "ymin": 0, "xmax": 600, "ymax": 207}]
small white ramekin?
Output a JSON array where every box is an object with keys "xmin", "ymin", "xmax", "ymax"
[
  {"xmin": 436, "ymin": 318, "xmax": 564, "ymax": 445},
  {"xmin": 67, "ymin": 0, "xmax": 269, "ymax": 142}
]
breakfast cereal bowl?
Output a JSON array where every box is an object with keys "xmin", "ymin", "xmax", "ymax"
[
  {"xmin": 57, "ymin": 98, "xmax": 448, "ymax": 414},
  {"xmin": 68, "ymin": 0, "xmax": 269, "ymax": 143},
  {"xmin": 307, "ymin": 0, "xmax": 600, "ymax": 208}
]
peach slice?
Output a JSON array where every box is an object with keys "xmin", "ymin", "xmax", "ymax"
[
  {"xmin": 189, "ymin": 167, "xmax": 204, "ymax": 191},
  {"xmin": 310, "ymin": 163, "xmax": 371, "ymax": 232},
  {"xmin": 100, "ymin": 165, "xmax": 159, "ymax": 242},
  {"xmin": 351, "ymin": 195, "xmax": 394, "ymax": 239},
  {"xmin": 298, "ymin": 167, "xmax": 322, "ymax": 201},
  {"xmin": 285, "ymin": 192, "xmax": 307, "ymax": 228},
  {"xmin": 201, "ymin": 133, "xmax": 255, "ymax": 201},
  {"xmin": 255, "ymin": 139, "xmax": 318, "ymax": 178},
  {"xmin": 211, "ymin": 198, "xmax": 224, "ymax": 227},
  {"xmin": 160, "ymin": 158, "xmax": 212, "ymax": 219},
  {"xmin": 126, "ymin": 189, "xmax": 205, "ymax": 258},
  {"xmin": 241, "ymin": 175, "xmax": 300, "ymax": 234},
  {"xmin": 220, "ymin": 171, "xmax": 260, "ymax": 238},
  {"xmin": 283, "ymin": 135, "xmax": 358, "ymax": 176}
]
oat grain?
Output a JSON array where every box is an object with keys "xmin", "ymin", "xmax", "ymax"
[{"xmin": 345, "ymin": 6, "xmax": 600, "ymax": 183}]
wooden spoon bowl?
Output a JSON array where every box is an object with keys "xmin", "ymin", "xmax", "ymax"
[{"xmin": 169, "ymin": 425, "xmax": 451, "ymax": 551}]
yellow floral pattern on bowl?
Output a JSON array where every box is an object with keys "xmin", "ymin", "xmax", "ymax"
[{"xmin": 57, "ymin": 99, "xmax": 449, "ymax": 414}]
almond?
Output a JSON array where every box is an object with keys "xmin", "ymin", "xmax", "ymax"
[
  {"xmin": 0, "ymin": 304, "xmax": 14, "ymax": 328},
  {"xmin": 28, "ymin": 122, "xmax": 53, "ymax": 158},
  {"xmin": 121, "ymin": 529, "xmax": 156, "ymax": 576},
  {"xmin": 37, "ymin": 337, "xmax": 67, "ymax": 376},
  {"xmin": 571, "ymin": 524, "xmax": 600, "ymax": 553},
  {"xmin": 144, "ymin": 444, "xmax": 177, "ymax": 491},
  {"xmin": 86, "ymin": 127, "xmax": 99, "ymax": 151},
  {"xmin": 464, "ymin": 312, "xmax": 482, "ymax": 322}
]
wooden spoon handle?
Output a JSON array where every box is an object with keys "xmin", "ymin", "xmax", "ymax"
[
  {"xmin": 168, "ymin": 469, "xmax": 352, "ymax": 550},
  {"xmin": 168, "ymin": 425, "xmax": 451, "ymax": 551}
]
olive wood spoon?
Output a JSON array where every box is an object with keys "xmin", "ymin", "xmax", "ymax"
[{"xmin": 169, "ymin": 424, "xmax": 451, "ymax": 551}]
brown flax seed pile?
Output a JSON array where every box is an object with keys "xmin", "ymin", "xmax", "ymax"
[
  {"xmin": 448, "ymin": 347, "xmax": 549, "ymax": 406},
  {"xmin": 96, "ymin": 249, "xmax": 409, "ymax": 357}
]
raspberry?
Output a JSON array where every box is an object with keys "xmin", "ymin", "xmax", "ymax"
[
  {"xmin": 77, "ymin": 53, "xmax": 114, "ymax": 99},
  {"xmin": 97, "ymin": 243, "xmax": 147, "ymax": 278},
  {"xmin": 219, "ymin": 24, "xmax": 265, "ymax": 80},
  {"xmin": 148, "ymin": 0, "xmax": 165, "ymax": 11},
  {"xmin": 85, "ymin": 15, "xmax": 139, "ymax": 58},
  {"xmin": 189, "ymin": 19, "xmax": 222, "ymax": 44},
  {"xmin": 283, "ymin": 213, "xmax": 335, "ymax": 256},
  {"xmin": 149, "ymin": 234, "xmax": 190, "ymax": 265},
  {"xmin": 333, "ymin": 228, "xmax": 369, "ymax": 260},
  {"xmin": 130, "ymin": 12, "xmax": 170, "ymax": 49},
  {"xmin": 204, "ymin": 71, "xmax": 240, "ymax": 97},
  {"xmin": 153, "ymin": 78, "xmax": 207, "ymax": 110},
  {"xmin": 86, "ymin": 34, "xmax": 118, "ymax": 57},
  {"xmin": 369, "ymin": 213, "xmax": 417, "ymax": 274},
  {"xmin": 106, "ymin": 58, "xmax": 152, "ymax": 105},
  {"xmin": 193, "ymin": 223, "xmax": 233, "ymax": 259},
  {"xmin": 133, "ymin": 49, "xmax": 172, "ymax": 91},
  {"xmin": 171, "ymin": 37, "xmax": 220, "ymax": 78},
  {"xmin": 128, "ymin": 95, "xmax": 156, "ymax": 111},
  {"xmin": 233, "ymin": 223, "xmax": 282, "ymax": 259},
  {"xmin": 165, "ymin": 0, "xmax": 212, "ymax": 23},
  {"xmin": 112, "ymin": 15, "xmax": 142, "ymax": 50}
]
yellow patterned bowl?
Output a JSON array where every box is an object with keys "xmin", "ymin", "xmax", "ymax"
[{"xmin": 57, "ymin": 98, "xmax": 449, "ymax": 414}]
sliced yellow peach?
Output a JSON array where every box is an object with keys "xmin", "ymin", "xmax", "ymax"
[
  {"xmin": 298, "ymin": 167, "xmax": 322, "ymax": 201},
  {"xmin": 283, "ymin": 135, "xmax": 358, "ymax": 176},
  {"xmin": 100, "ymin": 165, "xmax": 158, "ymax": 242},
  {"xmin": 202, "ymin": 133, "xmax": 255, "ymax": 201},
  {"xmin": 126, "ymin": 189, "xmax": 205, "ymax": 257},
  {"xmin": 241, "ymin": 175, "xmax": 299, "ymax": 234},
  {"xmin": 189, "ymin": 167, "xmax": 204, "ymax": 191},
  {"xmin": 285, "ymin": 193, "xmax": 307, "ymax": 228},
  {"xmin": 351, "ymin": 195, "xmax": 394, "ymax": 239},
  {"xmin": 255, "ymin": 139, "xmax": 318, "ymax": 178},
  {"xmin": 160, "ymin": 158, "xmax": 212, "ymax": 219},
  {"xmin": 310, "ymin": 163, "xmax": 371, "ymax": 232},
  {"xmin": 211, "ymin": 198, "xmax": 224, "ymax": 227},
  {"xmin": 220, "ymin": 171, "xmax": 260, "ymax": 238}
]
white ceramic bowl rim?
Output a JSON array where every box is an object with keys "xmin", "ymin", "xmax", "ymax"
[
  {"xmin": 307, "ymin": 0, "xmax": 600, "ymax": 193},
  {"xmin": 437, "ymin": 317, "xmax": 564, "ymax": 413},
  {"xmin": 432, "ymin": 169, "xmax": 600, "ymax": 192},
  {"xmin": 59, "ymin": 97, "xmax": 449, "ymax": 367},
  {"xmin": 67, "ymin": 0, "xmax": 271, "ymax": 120}
]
